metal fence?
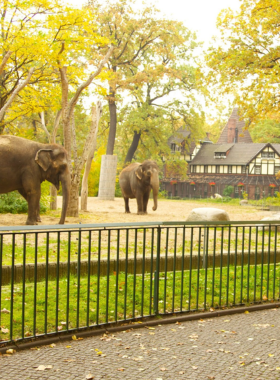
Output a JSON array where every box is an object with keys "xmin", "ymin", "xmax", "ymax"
[{"xmin": 0, "ymin": 220, "xmax": 279, "ymax": 345}]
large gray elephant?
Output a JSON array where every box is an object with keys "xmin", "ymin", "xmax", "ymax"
[
  {"xmin": 0, "ymin": 135, "xmax": 71, "ymax": 225},
  {"xmin": 119, "ymin": 160, "xmax": 159, "ymax": 215}
]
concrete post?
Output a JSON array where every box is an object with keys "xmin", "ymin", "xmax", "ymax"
[{"xmin": 98, "ymin": 155, "xmax": 118, "ymax": 200}]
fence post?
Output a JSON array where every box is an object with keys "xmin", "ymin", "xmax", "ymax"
[{"xmin": 154, "ymin": 226, "xmax": 161, "ymax": 315}]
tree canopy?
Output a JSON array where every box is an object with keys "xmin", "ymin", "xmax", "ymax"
[{"xmin": 205, "ymin": 0, "xmax": 280, "ymax": 124}]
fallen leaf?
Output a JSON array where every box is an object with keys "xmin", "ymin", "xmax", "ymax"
[
  {"xmin": 35, "ymin": 365, "xmax": 52, "ymax": 371},
  {"xmin": 66, "ymin": 345, "xmax": 71, "ymax": 348},
  {"xmin": 6, "ymin": 349, "xmax": 15, "ymax": 354},
  {"xmin": 49, "ymin": 343, "xmax": 56, "ymax": 348},
  {"xmin": 179, "ymin": 371, "xmax": 185, "ymax": 374},
  {"xmin": 1, "ymin": 327, "xmax": 9, "ymax": 334},
  {"xmin": 263, "ymin": 295, "xmax": 268, "ymax": 301},
  {"xmin": 117, "ymin": 368, "xmax": 125, "ymax": 371},
  {"xmin": 244, "ymin": 311, "xmax": 250, "ymax": 314},
  {"xmin": 268, "ymin": 354, "xmax": 274, "ymax": 357},
  {"xmin": 160, "ymin": 368, "xmax": 167, "ymax": 371},
  {"xmin": 192, "ymin": 366, "xmax": 198, "ymax": 370},
  {"xmin": 1, "ymin": 308, "xmax": 10, "ymax": 314},
  {"xmin": 57, "ymin": 326, "xmax": 63, "ymax": 331},
  {"xmin": 86, "ymin": 375, "xmax": 94, "ymax": 380},
  {"xmin": 209, "ymin": 308, "xmax": 214, "ymax": 312},
  {"xmin": 72, "ymin": 335, "xmax": 77, "ymax": 340}
]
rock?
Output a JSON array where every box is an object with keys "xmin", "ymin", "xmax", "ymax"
[
  {"xmin": 240, "ymin": 199, "xmax": 249, "ymax": 206},
  {"xmin": 214, "ymin": 193, "xmax": 222, "ymax": 199},
  {"xmin": 259, "ymin": 215, "xmax": 280, "ymax": 231},
  {"xmin": 186, "ymin": 208, "xmax": 230, "ymax": 222}
]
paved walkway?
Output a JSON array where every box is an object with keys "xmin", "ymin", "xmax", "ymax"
[{"xmin": 0, "ymin": 308, "xmax": 280, "ymax": 380}]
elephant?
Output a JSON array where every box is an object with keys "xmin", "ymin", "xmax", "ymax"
[
  {"xmin": 119, "ymin": 160, "xmax": 159, "ymax": 215},
  {"xmin": 0, "ymin": 135, "xmax": 71, "ymax": 225}
]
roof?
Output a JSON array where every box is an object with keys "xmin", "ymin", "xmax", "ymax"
[
  {"xmin": 218, "ymin": 108, "xmax": 253, "ymax": 144},
  {"xmin": 214, "ymin": 144, "xmax": 234, "ymax": 153},
  {"xmin": 191, "ymin": 143, "xmax": 280, "ymax": 166},
  {"xmin": 167, "ymin": 126, "xmax": 191, "ymax": 145}
]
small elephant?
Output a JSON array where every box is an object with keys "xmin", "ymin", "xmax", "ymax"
[
  {"xmin": 0, "ymin": 135, "xmax": 71, "ymax": 225},
  {"xmin": 119, "ymin": 160, "xmax": 159, "ymax": 215}
]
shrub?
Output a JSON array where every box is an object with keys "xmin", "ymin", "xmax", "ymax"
[
  {"xmin": 0, "ymin": 191, "xmax": 47, "ymax": 214},
  {"xmin": 223, "ymin": 185, "xmax": 234, "ymax": 197}
]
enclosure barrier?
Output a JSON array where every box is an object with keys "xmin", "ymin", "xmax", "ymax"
[{"xmin": 0, "ymin": 220, "xmax": 279, "ymax": 346}]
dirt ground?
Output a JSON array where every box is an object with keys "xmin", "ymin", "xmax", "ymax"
[{"xmin": 0, "ymin": 196, "xmax": 277, "ymax": 227}]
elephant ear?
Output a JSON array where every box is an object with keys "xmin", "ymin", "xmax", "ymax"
[
  {"xmin": 135, "ymin": 165, "xmax": 143, "ymax": 180},
  {"xmin": 35, "ymin": 149, "xmax": 53, "ymax": 171}
]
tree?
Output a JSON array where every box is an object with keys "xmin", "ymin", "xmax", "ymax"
[
  {"xmin": 250, "ymin": 118, "xmax": 280, "ymax": 143},
  {"xmin": 80, "ymin": 101, "xmax": 102, "ymax": 211},
  {"xmin": 205, "ymin": 0, "xmax": 280, "ymax": 124},
  {"xmin": 57, "ymin": 44, "xmax": 114, "ymax": 216},
  {"xmin": 88, "ymin": 0, "xmax": 204, "ymax": 197},
  {"xmin": 0, "ymin": 0, "xmax": 64, "ymax": 133}
]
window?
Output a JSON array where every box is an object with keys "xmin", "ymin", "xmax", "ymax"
[
  {"xmin": 171, "ymin": 143, "xmax": 176, "ymax": 152},
  {"xmin": 215, "ymin": 152, "xmax": 226, "ymax": 158},
  {"xmin": 204, "ymin": 165, "xmax": 208, "ymax": 173},
  {"xmin": 242, "ymin": 165, "xmax": 246, "ymax": 174},
  {"xmin": 216, "ymin": 166, "xmax": 220, "ymax": 173},
  {"xmin": 262, "ymin": 151, "xmax": 275, "ymax": 158},
  {"xmin": 228, "ymin": 166, "xmax": 232, "ymax": 174},
  {"xmin": 275, "ymin": 166, "xmax": 280, "ymax": 175},
  {"xmin": 192, "ymin": 165, "xmax": 196, "ymax": 173},
  {"xmin": 255, "ymin": 165, "xmax": 261, "ymax": 174}
]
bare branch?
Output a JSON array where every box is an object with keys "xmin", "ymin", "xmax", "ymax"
[
  {"xmin": 0, "ymin": 51, "xmax": 12, "ymax": 76},
  {"xmin": 0, "ymin": 67, "xmax": 34, "ymax": 121},
  {"xmin": 68, "ymin": 45, "xmax": 114, "ymax": 115},
  {"xmin": 51, "ymin": 109, "xmax": 62, "ymax": 144},
  {"xmin": 39, "ymin": 111, "xmax": 51, "ymax": 140}
]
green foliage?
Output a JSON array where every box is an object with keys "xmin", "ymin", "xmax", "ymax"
[
  {"xmin": 250, "ymin": 119, "xmax": 280, "ymax": 143},
  {"xmin": 115, "ymin": 182, "xmax": 122, "ymax": 198},
  {"xmin": 223, "ymin": 185, "xmax": 234, "ymax": 197},
  {"xmin": 87, "ymin": 147, "xmax": 106, "ymax": 197},
  {"xmin": 0, "ymin": 183, "xmax": 50, "ymax": 214},
  {"xmin": 165, "ymin": 159, "xmax": 188, "ymax": 181},
  {"xmin": 0, "ymin": 192, "xmax": 28, "ymax": 214},
  {"xmin": 242, "ymin": 191, "xmax": 248, "ymax": 200}
]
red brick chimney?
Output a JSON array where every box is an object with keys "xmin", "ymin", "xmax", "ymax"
[{"xmin": 227, "ymin": 117, "xmax": 236, "ymax": 143}]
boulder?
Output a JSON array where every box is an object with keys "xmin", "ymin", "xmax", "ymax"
[
  {"xmin": 259, "ymin": 215, "xmax": 280, "ymax": 231},
  {"xmin": 214, "ymin": 193, "xmax": 223, "ymax": 199},
  {"xmin": 186, "ymin": 208, "xmax": 230, "ymax": 222}
]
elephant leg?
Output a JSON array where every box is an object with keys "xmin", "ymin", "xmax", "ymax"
[
  {"xmin": 18, "ymin": 189, "xmax": 41, "ymax": 223},
  {"xmin": 136, "ymin": 191, "xmax": 145, "ymax": 215},
  {"xmin": 124, "ymin": 197, "xmax": 130, "ymax": 213},
  {"xmin": 143, "ymin": 190, "xmax": 150, "ymax": 214},
  {"xmin": 21, "ymin": 177, "xmax": 41, "ymax": 225}
]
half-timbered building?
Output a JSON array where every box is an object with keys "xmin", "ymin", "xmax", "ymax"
[{"xmin": 162, "ymin": 108, "xmax": 280, "ymax": 199}]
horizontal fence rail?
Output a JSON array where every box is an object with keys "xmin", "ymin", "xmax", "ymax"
[{"xmin": 0, "ymin": 220, "xmax": 279, "ymax": 346}]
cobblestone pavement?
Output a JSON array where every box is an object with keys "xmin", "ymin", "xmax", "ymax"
[{"xmin": 0, "ymin": 308, "xmax": 280, "ymax": 380}]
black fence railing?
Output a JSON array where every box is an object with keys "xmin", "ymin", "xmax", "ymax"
[{"xmin": 0, "ymin": 220, "xmax": 279, "ymax": 346}]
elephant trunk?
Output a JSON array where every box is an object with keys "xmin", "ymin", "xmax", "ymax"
[
  {"xmin": 58, "ymin": 170, "xmax": 71, "ymax": 224},
  {"xmin": 150, "ymin": 170, "xmax": 159, "ymax": 211}
]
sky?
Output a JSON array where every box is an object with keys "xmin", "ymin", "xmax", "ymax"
[
  {"xmin": 65, "ymin": 0, "xmax": 242, "ymax": 118},
  {"xmin": 66, "ymin": 0, "xmax": 242, "ymax": 46}
]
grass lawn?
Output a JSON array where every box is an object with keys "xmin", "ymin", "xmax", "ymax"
[{"xmin": 0, "ymin": 263, "xmax": 279, "ymax": 342}]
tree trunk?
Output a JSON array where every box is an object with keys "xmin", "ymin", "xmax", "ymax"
[
  {"xmin": 98, "ymin": 155, "xmax": 118, "ymax": 200},
  {"xmin": 124, "ymin": 130, "xmax": 141, "ymax": 163},
  {"xmin": 81, "ymin": 101, "xmax": 102, "ymax": 211},
  {"xmin": 50, "ymin": 185, "xmax": 57, "ymax": 210},
  {"xmin": 106, "ymin": 89, "xmax": 117, "ymax": 155},
  {"xmin": 67, "ymin": 172, "xmax": 80, "ymax": 217}
]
